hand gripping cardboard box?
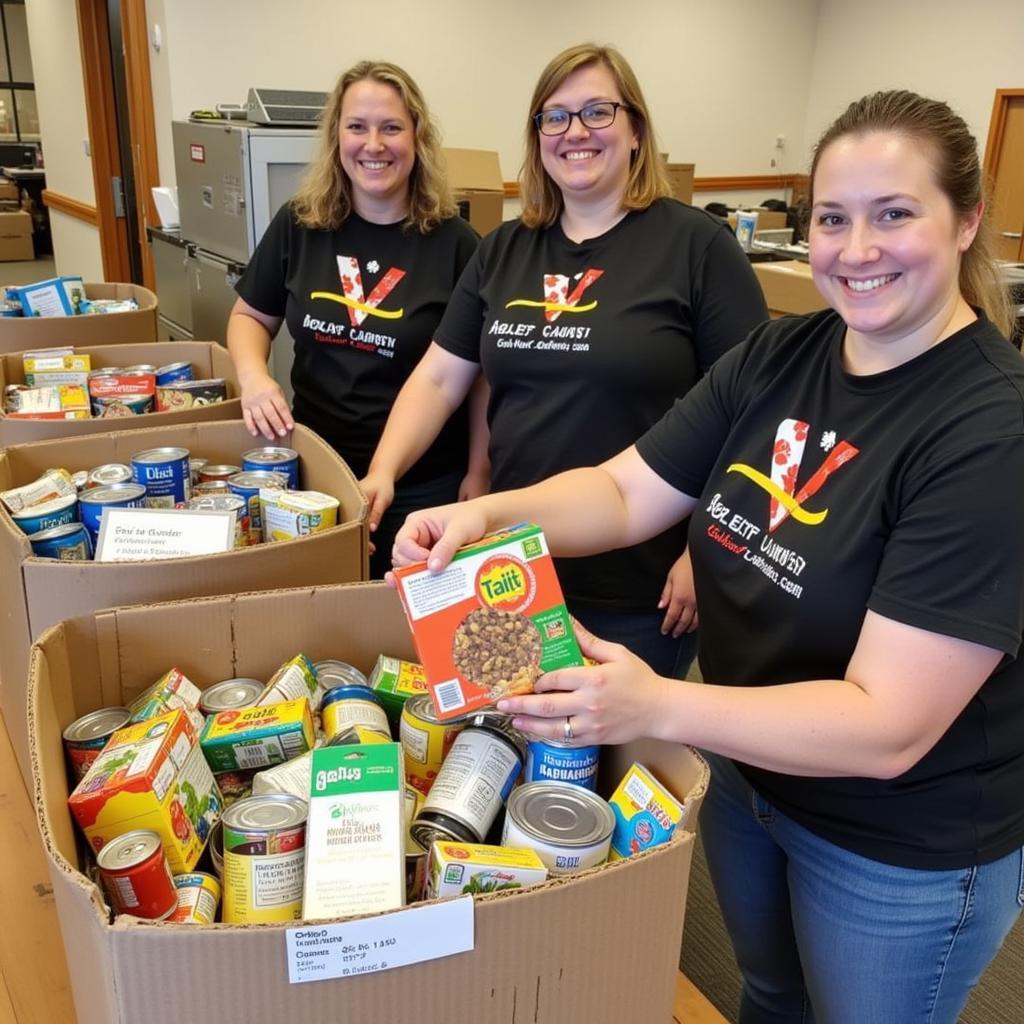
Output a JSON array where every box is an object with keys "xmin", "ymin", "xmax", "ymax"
[
  {"xmin": 0, "ymin": 283, "xmax": 158, "ymax": 353},
  {"xmin": 0, "ymin": 340, "xmax": 242, "ymax": 445},
  {"xmin": 0, "ymin": 420, "xmax": 368, "ymax": 783},
  {"xmin": 29, "ymin": 582, "xmax": 709, "ymax": 1024}
]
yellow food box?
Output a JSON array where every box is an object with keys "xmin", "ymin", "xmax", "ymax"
[
  {"xmin": 199, "ymin": 697, "xmax": 314, "ymax": 773},
  {"xmin": 426, "ymin": 841, "xmax": 548, "ymax": 898}
]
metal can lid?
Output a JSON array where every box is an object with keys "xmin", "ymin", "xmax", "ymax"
[
  {"xmin": 410, "ymin": 813, "xmax": 476, "ymax": 849},
  {"xmin": 187, "ymin": 494, "xmax": 244, "ymax": 512},
  {"xmin": 131, "ymin": 446, "xmax": 190, "ymax": 463},
  {"xmin": 96, "ymin": 829, "xmax": 163, "ymax": 871},
  {"xmin": 28, "ymin": 521, "xmax": 88, "ymax": 543},
  {"xmin": 222, "ymin": 793, "xmax": 308, "ymax": 833},
  {"xmin": 241, "ymin": 446, "xmax": 298, "ymax": 463},
  {"xmin": 80, "ymin": 482, "xmax": 147, "ymax": 505},
  {"xmin": 402, "ymin": 693, "xmax": 443, "ymax": 725},
  {"xmin": 122, "ymin": 365, "xmax": 157, "ymax": 373},
  {"xmin": 156, "ymin": 362, "xmax": 191, "ymax": 375},
  {"xmin": 229, "ymin": 470, "xmax": 288, "ymax": 488},
  {"xmin": 63, "ymin": 705, "xmax": 131, "ymax": 743},
  {"xmin": 193, "ymin": 480, "xmax": 230, "ymax": 494},
  {"xmin": 315, "ymin": 660, "xmax": 368, "ymax": 690},
  {"xmin": 72, "ymin": 470, "xmax": 90, "ymax": 490},
  {"xmin": 200, "ymin": 464, "xmax": 242, "ymax": 477},
  {"xmin": 506, "ymin": 782, "xmax": 615, "ymax": 847},
  {"xmin": 199, "ymin": 678, "xmax": 263, "ymax": 713},
  {"xmin": 88, "ymin": 463, "xmax": 133, "ymax": 484}
]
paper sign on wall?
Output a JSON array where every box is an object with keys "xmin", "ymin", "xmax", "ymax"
[{"xmin": 95, "ymin": 507, "xmax": 235, "ymax": 562}]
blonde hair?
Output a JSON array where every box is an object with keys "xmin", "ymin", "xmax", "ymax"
[
  {"xmin": 291, "ymin": 60, "xmax": 456, "ymax": 234},
  {"xmin": 809, "ymin": 90, "xmax": 1013, "ymax": 339},
  {"xmin": 519, "ymin": 43, "xmax": 672, "ymax": 229}
]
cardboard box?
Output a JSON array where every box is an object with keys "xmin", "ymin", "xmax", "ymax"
[
  {"xmin": 29, "ymin": 582, "xmax": 709, "ymax": 1024},
  {"xmin": 0, "ymin": 421, "xmax": 368, "ymax": 782},
  {"xmin": 0, "ymin": 209, "xmax": 33, "ymax": 261},
  {"xmin": 727, "ymin": 209, "xmax": 788, "ymax": 232},
  {"xmin": 665, "ymin": 162, "xmax": 695, "ymax": 204},
  {"xmin": 0, "ymin": 282, "xmax": 158, "ymax": 352},
  {"xmin": 0, "ymin": 181, "xmax": 19, "ymax": 202},
  {"xmin": 0, "ymin": 340, "xmax": 241, "ymax": 444},
  {"xmin": 444, "ymin": 148, "xmax": 504, "ymax": 236},
  {"xmin": 752, "ymin": 259, "xmax": 828, "ymax": 316}
]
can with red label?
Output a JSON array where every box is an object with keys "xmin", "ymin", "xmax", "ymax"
[
  {"xmin": 96, "ymin": 830, "xmax": 177, "ymax": 920},
  {"xmin": 62, "ymin": 706, "xmax": 131, "ymax": 782},
  {"xmin": 400, "ymin": 693, "xmax": 465, "ymax": 797}
]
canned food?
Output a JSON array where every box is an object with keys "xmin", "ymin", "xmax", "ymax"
[
  {"xmin": 92, "ymin": 393, "xmax": 154, "ymax": 418},
  {"xmin": 167, "ymin": 871, "xmax": 220, "ymax": 924},
  {"xmin": 157, "ymin": 378, "xmax": 227, "ymax": 411},
  {"xmin": 400, "ymin": 694, "xmax": 465, "ymax": 797},
  {"xmin": 28, "ymin": 521, "xmax": 93, "ymax": 561},
  {"xmin": 192, "ymin": 479, "xmax": 230, "ymax": 496},
  {"xmin": 62, "ymin": 706, "xmax": 131, "ymax": 782},
  {"xmin": 123, "ymin": 364, "xmax": 157, "ymax": 373},
  {"xmin": 79, "ymin": 482, "xmax": 147, "ymax": 549},
  {"xmin": 96, "ymin": 830, "xmax": 177, "ymax": 920},
  {"xmin": 207, "ymin": 819, "xmax": 224, "ymax": 878},
  {"xmin": 11, "ymin": 492, "xmax": 78, "ymax": 536},
  {"xmin": 524, "ymin": 738, "xmax": 600, "ymax": 792},
  {"xmin": 88, "ymin": 463, "xmax": 133, "ymax": 487},
  {"xmin": 198, "ymin": 464, "xmax": 241, "ymax": 483},
  {"xmin": 328, "ymin": 724, "xmax": 392, "ymax": 746},
  {"xmin": 199, "ymin": 678, "xmax": 263, "ymax": 715},
  {"xmin": 313, "ymin": 659, "xmax": 368, "ymax": 690},
  {"xmin": 502, "ymin": 782, "xmax": 615, "ymax": 876},
  {"xmin": 221, "ymin": 794, "xmax": 307, "ymax": 923},
  {"xmin": 227, "ymin": 470, "xmax": 287, "ymax": 544},
  {"xmin": 72, "ymin": 470, "xmax": 90, "ymax": 492},
  {"xmin": 241, "ymin": 446, "xmax": 299, "ymax": 488},
  {"xmin": 260, "ymin": 489, "xmax": 338, "ymax": 542},
  {"xmin": 189, "ymin": 458, "xmax": 207, "ymax": 485},
  {"xmin": 321, "ymin": 685, "xmax": 390, "ymax": 740},
  {"xmin": 186, "ymin": 494, "xmax": 248, "ymax": 548},
  {"xmin": 410, "ymin": 723, "xmax": 524, "ymax": 848},
  {"xmin": 155, "ymin": 362, "xmax": 195, "ymax": 387},
  {"xmin": 131, "ymin": 446, "xmax": 191, "ymax": 508}
]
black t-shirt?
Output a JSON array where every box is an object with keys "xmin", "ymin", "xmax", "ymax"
[
  {"xmin": 637, "ymin": 310, "xmax": 1024, "ymax": 868},
  {"xmin": 236, "ymin": 205, "xmax": 479, "ymax": 481},
  {"xmin": 435, "ymin": 198, "xmax": 768, "ymax": 610}
]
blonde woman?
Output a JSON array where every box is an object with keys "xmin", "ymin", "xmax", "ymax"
[{"xmin": 227, "ymin": 60, "xmax": 480, "ymax": 576}]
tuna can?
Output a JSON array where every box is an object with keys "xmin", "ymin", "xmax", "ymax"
[
  {"xmin": 87, "ymin": 463, "xmax": 133, "ymax": 487},
  {"xmin": 410, "ymin": 723, "xmax": 525, "ymax": 848},
  {"xmin": 228, "ymin": 470, "xmax": 287, "ymax": 544},
  {"xmin": 96, "ymin": 829, "xmax": 177, "ymax": 920},
  {"xmin": 525, "ymin": 738, "xmax": 600, "ymax": 792},
  {"xmin": 186, "ymin": 493, "xmax": 248, "ymax": 548},
  {"xmin": 189, "ymin": 458, "xmax": 207, "ymax": 485},
  {"xmin": 221, "ymin": 793, "xmax": 307, "ymax": 923},
  {"xmin": 313, "ymin": 658, "xmax": 368, "ymax": 697},
  {"xmin": 10, "ymin": 492, "xmax": 78, "ymax": 535},
  {"xmin": 241, "ymin": 445, "xmax": 299, "ymax": 488},
  {"xmin": 199, "ymin": 464, "xmax": 242, "ymax": 483},
  {"xmin": 79, "ymin": 482, "xmax": 147, "ymax": 549},
  {"xmin": 62, "ymin": 705, "xmax": 131, "ymax": 782},
  {"xmin": 167, "ymin": 871, "xmax": 221, "ymax": 924},
  {"xmin": 28, "ymin": 521, "xmax": 93, "ymax": 561},
  {"xmin": 503, "ymin": 782, "xmax": 614, "ymax": 876},
  {"xmin": 199, "ymin": 678, "xmax": 263, "ymax": 715},
  {"xmin": 321, "ymin": 685, "xmax": 390, "ymax": 740},
  {"xmin": 131, "ymin": 446, "xmax": 191, "ymax": 508},
  {"xmin": 400, "ymin": 693, "xmax": 466, "ymax": 797},
  {"xmin": 155, "ymin": 362, "xmax": 195, "ymax": 386}
]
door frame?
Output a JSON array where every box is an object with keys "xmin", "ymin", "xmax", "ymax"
[{"xmin": 982, "ymin": 88, "xmax": 1024, "ymax": 181}]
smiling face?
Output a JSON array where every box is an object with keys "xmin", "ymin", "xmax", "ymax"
[
  {"xmin": 337, "ymin": 79, "xmax": 415, "ymax": 222},
  {"xmin": 536, "ymin": 62, "xmax": 638, "ymax": 210},
  {"xmin": 809, "ymin": 131, "xmax": 980, "ymax": 361}
]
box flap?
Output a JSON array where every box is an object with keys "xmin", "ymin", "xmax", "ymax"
[{"xmin": 443, "ymin": 148, "xmax": 503, "ymax": 193}]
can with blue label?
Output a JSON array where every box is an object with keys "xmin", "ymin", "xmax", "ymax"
[
  {"xmin": 131, "ymin": 446, "xmax": 191, "ymax": 508},
  {"xmin": 28, "ymin": 521, "xmax": 93, "ymax": 560},
  {"xmin": 11, "ymin": 492, "xmax": 78, "ymax": 535},
  {"xmin": 525, "ymin": 738, "xmax": 600, "ymax": 792},
  {"xmin": 155, "ymin": 362, "xmax": 194, "ymax": 386},
  {"xmin": 79, "ymin": 482, "xmax": 147, "ymax": 548},
  {"xmin": 241, "ymin": 446, "xmax": 299, "ymax": 489},
  {"xmin": 228, "ymin": 470, "xmax": 287, "ymax": 544}
]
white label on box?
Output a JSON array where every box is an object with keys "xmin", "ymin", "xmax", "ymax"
[
  {"xmin": 95, "ymin": 507, "xmax": 235, "ymax": 561},
  {"xmin": 285, "ymin": 897, "xmax": 474, "ymax": 984}
]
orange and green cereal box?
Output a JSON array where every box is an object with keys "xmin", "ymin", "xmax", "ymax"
[
  {"xmin": 68, "ymin": 708, "xmax": 221, "ymax": 873},
  {"xmin": 199, "ymin": 697, "xmax": 314, "ymax": 774},
  {"xmin": 426, "ymin": 841, "xmax": 548, "ymax": 899},
  {"xmin": 608, "ymin": 762, "xmax": 687, "ymax": 861},
  {"xmin": 368, "ymin": 654, "xmax": 428, "ymax": 725},
  {"xmin": 392, "ymin": 523, "xmax": 583, "ymax": 721}
]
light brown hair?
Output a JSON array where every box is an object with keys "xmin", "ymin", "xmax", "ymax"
[
  {"xmin": 809, "ymin": 90, "xmax": 1013, "ymax": 338},
  {"xmin": 291, "ymin": 60, "xmax": 456, "ymax": 234},
  {"xmin": 519, "ymin": 43, "xmax": 672, "ymax": 229}
]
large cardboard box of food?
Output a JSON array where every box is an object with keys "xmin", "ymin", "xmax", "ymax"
[
  {"xmin": 0, "ymin": 340, "xmax": 241, "ymax": 444},
  {"xmin": 0, "ymin": 421, "xmax": 368, "ymax": 782},
  {"xmin": 0, "ymin": 209, "xmax": 33, "ymax": 261},
  {"xmin": 30, "ymin": 582, "xmax": 708, "ymax": 1024},
  {"xmin": 0, "ymin": 283, "xmax": 158, "ymax": 352},
  {"xmin": 752, "ymin": 259, "xmax": 828, "ymax": 317},
  {"xmin": 444, "ymin": 148, "xmax": 503, "ymax": 236}
]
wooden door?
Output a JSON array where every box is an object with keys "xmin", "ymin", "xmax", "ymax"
[{"xmin": 984, "ymin": 90, "xmax": 1024, "ymax": 263}]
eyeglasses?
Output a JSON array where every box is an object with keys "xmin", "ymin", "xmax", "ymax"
[{"xmin": 533, "ymin": 101, "xmax": 630, "ymax": 136}]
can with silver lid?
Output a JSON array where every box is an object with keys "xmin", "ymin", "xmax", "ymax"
[
  {"xmin": 10, "ymin": 492, "xmax": 78, "ymax": 536},
  {"xmin": 28, "ymin": 521, "xmax": 92, "ymax": 561},
  {"xmin": 88, "ymin": 462, "xmax": 133, "ymax": 488},
  {"xmin": 221, "ymin": 793, "xmax": 307, "ymax": 923},
  {"xmin": 400, "ymin": 693, "xmax": 465, "ymax": 797},
  {"xmin": 502, "ymin": 781, "xmax": 615, "ymax": 876},
  {"xmin": 79, "ymin": 482, "xmax": 147, "ymax": 549},
  {"xmin": 189, "ymin": 458, "xmax": 207, "ymax": 485},
  {"xmin": 241, "ymin": 446, "xmax": 299, "ymax": 488},
  {"xmin": 131, "ymin": 446, "xmax": 191, "ymax": 507},
  {"xmin": 313, "ymin": 659, "xmax": 368, "ymax": 691},
  {"xmin": 155, "ymin": 362, "xmax": 194, "ymax": 386},
  {"xmin": 186, "ymin": 493, "xmax": 248, "ymax": 548},
  {"xmin": 71, "ymin": 469, "xmax": 90, "ymax": 492},
  {"xmin": 199, "ymin": 464, "xmax": 242, "ymax": 483},
  {"xmin": 321, "ymin": 685, "xmax": 390, "ymax": 740},
  {"xmin": 228, "ymin": 470, "xmax": 287, "ymax": 543},
  {"xmin": 96, "ymin": 829, "xmax": 177, "ymax": 920},
  {"xmin": 122, "ymin": 364, "xmax": 157, "ymax": 374},
  {"xmin": 192, "ymin": 479, "xmax": 231, "ymax": 496},
  {"xmin": 63, "ymin": 705, "xmax": 131, "ymax": 781},
  {"xmin": 199, "ymin": 678, "xmax": 264, "ymax": 715}
]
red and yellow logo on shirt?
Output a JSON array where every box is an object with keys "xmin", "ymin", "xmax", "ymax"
[
  {"xmin": 505, "ymin": 268, "xmax": 604, "ymax": 322},
  {"xmin": 311, "ymin": 255, "xmax": 405, "ymax": 326}
]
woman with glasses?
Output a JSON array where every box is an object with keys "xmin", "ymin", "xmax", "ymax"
[{"xmin": 364, "ymin": 43, "xmax": 766, "ymax": 674}]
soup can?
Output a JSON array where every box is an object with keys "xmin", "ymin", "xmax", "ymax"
[
  {"xmin": 400, "ymin": 693, "xmax": 465, "ymax": 797},
  {"xmin": 199, "ymin": 464, "xmax": 242, "ymax": 483},
  {"xmin": 241, "ymin": 446, "xmax": 299, "ymax": 489},
  {"xmin": 221, "ymin": 794, "xmax": 307, "ymax": 923},
  {"xmin": 228, "ymin": 470, "xmax": 287, "ymax": 544},
  {"xmin": 10, "ymin": 492, "xmax": 78, "ymax": 536},
  {"xmin": 79, "ymin": 482, "xmax": 147, "ymax": 549},
  {"xmin": 131, "ymin": 446, "xmax": 191, "ymax": 508},
  {"xmin": 321, "ymin": 685, "xmax": 390, "ymax": 740},
  {"xmin": 502, "ymin": 781, "xmax": 615, "ymax": 876},
  {"xmin": 155, "ymin": 362, "xmax": 195, "ymax": 386},
  {"xmin": 189, "ymin": 458, "xmax": 208, "ymax": 485},
  {"xmin": 193, "ymin": 479, "xmax": 231, "ymax": 496},
  {"xmin": 96, "ymin": 830, "xmax": 177, "ymax": 920},
  {"xmin": 524, "ymin": 738, "xmax": 600, "ymax": 791},
  {"xmin": 62, "ymin": 705, "xmax": 131, "ymax": 782},
  {"xmin": 167, "ymin": 871, "xmax": 221, "ymax": 924},
  {"xmin": 199, "ymin": 678, "xmax": 264, "ymax": 715},
  {"xmin": 186, "ymin": 493, "xmax": 248, "ymax": 548},
  {"xmin": 28, "ymin": 521, "xmax": 93, "ymax": 561}
]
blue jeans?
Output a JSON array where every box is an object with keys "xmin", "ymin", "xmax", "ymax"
[
  {"xmin": 698, "ymin": 752, "xmax": 1024, "ymax": 1024},
  {"xmin": 568, "ymin": 603, "xmax": 697, "ymax": 679}
]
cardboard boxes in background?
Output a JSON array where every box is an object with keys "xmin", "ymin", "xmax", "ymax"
[
  {"xmin": 0, "ymin": 420, "xmax": 368, "ymax": 783},
  {"xmin": 727, "ymin": 209, "xmax": 789, "ymax": 232},
  {"xmin": 30, "ymin": 582, "xmax": 709, "ymax": 1024},
  {"xmin": 665, "ymin": 162, "xmax": 695, "ymax": 205},
  {"xmin": 0, "ymin": 180, "xmax": 20, "ymax": 202},
  {"xmin": 0, "ymin": 209, "xmax": 33, "ymax": 261},
  {"xmin": 0, "ymin": 340, "xmax": 242, "ymax": 444},
  {"xmin": 752, "ymin": 260, "xmax": 829, "ymax": 317},
  {"xmin": 0, "ymin": 282, "xmax": 158, "ymax": 352},
  {"xmin": 444, "ymin": 148, "xmax": 504, "ymax": 236}
]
